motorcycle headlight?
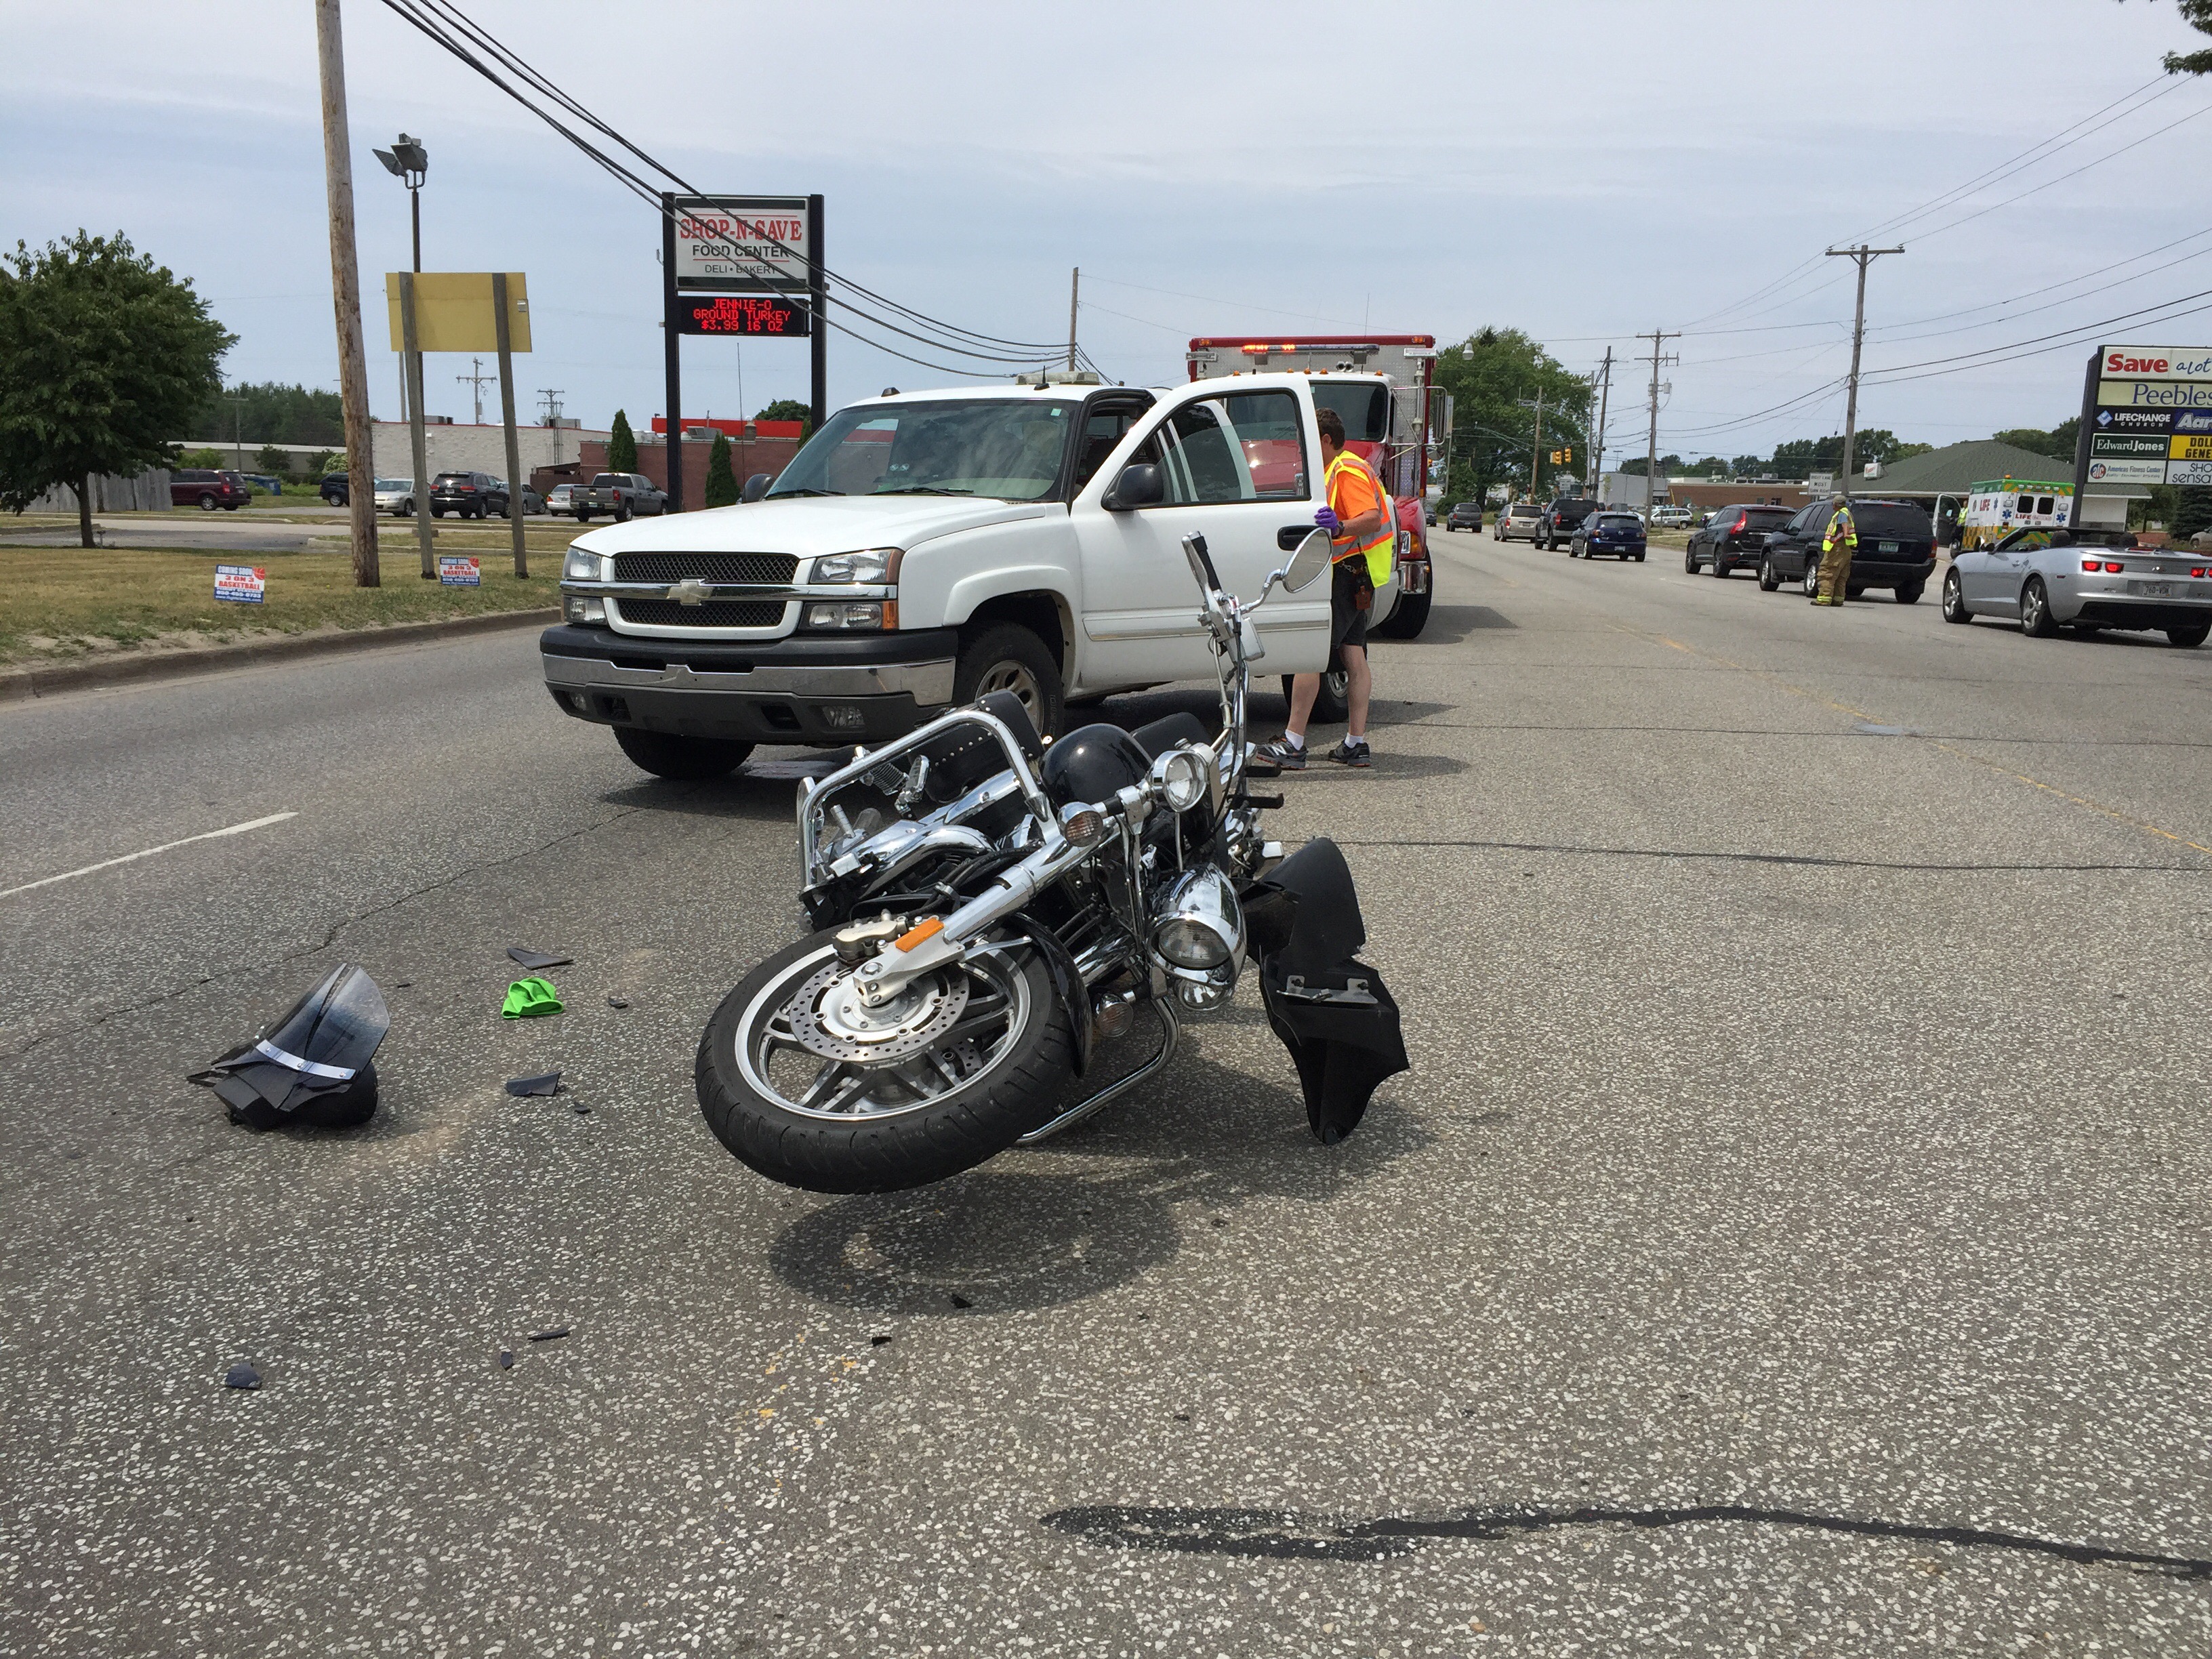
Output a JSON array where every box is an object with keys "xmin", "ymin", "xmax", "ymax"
[
  {"xmin": 1150, "ymin": 867, "xmax": 1244, "ymax": 972},
  {"xmin": 563, "ymin": 547, "xmax": 600, "ymax": 581},
  {"xmin": 1157, "ymin": 916, "xmax": 1231, "ymax": 970},
  {"xmin": 813, "ymin": 548, "xmax": 899, "ymax": 584},
  {"xmin": 1151, "ymin": 745, "xmax": 1208, "ymax": 813}
]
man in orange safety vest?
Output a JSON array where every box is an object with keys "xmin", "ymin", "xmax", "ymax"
[{"xmin": 1259, "ymin": 407, "xmax": 1391, "ymax": 769}]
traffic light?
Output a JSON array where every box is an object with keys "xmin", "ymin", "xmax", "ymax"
[
  {"xmin": 1549, "ymin": 450, "xmax": 1563, "ymax": 465},
  {"xmin": 1561, "ymin": 446, "xmax": 1572, "ymax": 465}
]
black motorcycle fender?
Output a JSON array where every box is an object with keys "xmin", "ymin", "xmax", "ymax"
[{"xmin": 1007, "ymin": 915, "xmax": 1091, "ymax": 1078}]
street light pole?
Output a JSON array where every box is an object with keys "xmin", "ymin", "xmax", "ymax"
[{"xmin": 314, "ymin": 0, "xmax": 379, "ymax": 586}]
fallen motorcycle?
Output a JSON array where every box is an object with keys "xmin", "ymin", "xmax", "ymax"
[{"xmin": 697, "ymin": 527, "xmax": 1407, "ymax": 1193}]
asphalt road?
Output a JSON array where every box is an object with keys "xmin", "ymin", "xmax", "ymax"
[{"xmin": 5, "ymin": 535, "xmax": 2211, "ymax": 1656}]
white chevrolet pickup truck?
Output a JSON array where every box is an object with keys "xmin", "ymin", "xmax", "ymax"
[{"xmin": 543, "ymin": 373, "xmax": 1347, "ymax": 777}]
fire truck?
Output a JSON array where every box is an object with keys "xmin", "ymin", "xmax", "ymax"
[{"xmin": 1186, "ymin": 335, "xmax": 1448, "ymax": 640}]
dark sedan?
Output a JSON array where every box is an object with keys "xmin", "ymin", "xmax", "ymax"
[
  {"xmin": 1569, "ymin": 510, "xmax": 1647, "ymax": 561},
  {"xmin": 1686, "ymin": 503, "xmax": 1795, "ymax": 578},
  {"xmin": 1755, "ymin": 498, "xmax": 1936, "ymax": 602},
  {"xmin": 1443, "ymin": 501, "xmax": 1483, "ymax": 533}
]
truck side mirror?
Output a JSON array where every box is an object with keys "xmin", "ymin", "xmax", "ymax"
[
  {"xmin": 742, "ymin": 472, "xmax": 773, "ymax": 504},
  {"xmin": 1102, "ymin": 464, "xmax": 1163, "ymax": 512}
]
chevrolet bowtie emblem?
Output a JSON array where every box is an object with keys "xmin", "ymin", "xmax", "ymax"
[{"xmin": 668, "ymin": 578, "xmax": 714, "ymax": 605}]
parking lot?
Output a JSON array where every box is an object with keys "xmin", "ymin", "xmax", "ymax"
[{"xmin": 5, "ymin": 533, "xmax": 2211, "ymax": 1655}]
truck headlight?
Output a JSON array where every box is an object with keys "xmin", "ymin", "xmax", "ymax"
[
  {"xmin": 804, "ymin": 600, "xmax": 891, "ymax": 630},
  {"xmin": 563, "ymin": 548, "xmax": 600, "ymax": 581},
  {"xmin": 813, "ymin": 548, "xmax": 899, "ymax": 583}
]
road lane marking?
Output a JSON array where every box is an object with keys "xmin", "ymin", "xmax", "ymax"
[
  {"xmin": 0, "ymin": 812, "xmax": 298, "ymax": 900},
  {"xmin": 1605, "ymin": 621, "xmax": 2212, "ymax": 859}
]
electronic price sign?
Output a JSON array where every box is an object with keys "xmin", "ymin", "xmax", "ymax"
[{"xmin": 674, "ymin": 294, "xmax": 811, "ymax": 337}]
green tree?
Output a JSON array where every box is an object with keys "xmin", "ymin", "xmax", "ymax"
[
  {"xmin": 1992, "ymin": 418, "xmax": 2078, "ymax": 462},
  {"xmin": 756, "ymin": 398, "xmax": 813, "ymax": 438},
  {"xmin": 2173, "ymin": 488, "xmax": 2212, "ymax": 540},
  {"xmin": 0, "ymin": 230, "xmax": 234, "ymax": 547},
  {"xmin": 2121, "ymin": 0, "xmax": 2212, "ymax": 70},
  {"xmin": 180, "ymin": 446, "xmax": 222, "ymax": 468},
  {"xmin": 607, "ymin": 408, "xmax": 637, "ymax": 471},
  {"xmin": 702, "ymin": 430, "xmax": 738, "ymax": 507},
  {"xmin": 1730, "ymin": 454, "xmax": 1763, "ymax": 476},
  {"xmin": 255, "ymin": 443, "xmax": 290, "ymax": 477},
  {"xmin": 1433, "ymin": 327, "xmax": 1591, "ymax": 504},
  {"xmin": 190, "ymin": 380, "xmax": 343, "ymax": 446}
]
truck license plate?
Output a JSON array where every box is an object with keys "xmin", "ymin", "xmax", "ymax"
[{"xmin": 1878, "ymin": 540, "xmax": 1898, "ymax": 553}]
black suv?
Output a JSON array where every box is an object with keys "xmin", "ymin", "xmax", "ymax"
[
  {"xmin": 1756, "ymin": 498, "xmax": 1936, "ymax": 601},
  {"xmin": 430, "ymin": 471, "xmax": 507, "ymax": 519},
  {"xmin": 1537, "ymin": 497, "xmax": 1599, "ymax": 550},
  {"xmin": 1443, "ymin": 501, "xmax": 1483, "ymax": 533},
  {"xmin": 320, "ymin": 471, "xmax": 349, "ymax": 506},
  {"xmin": 1685, "ymin": 502, "xmax": 1795, "ymax": 578}
]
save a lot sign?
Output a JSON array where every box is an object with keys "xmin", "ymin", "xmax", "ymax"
[{"xmin": 2083, "ymin": 346, "xmax": 2212, "ymax": 487}]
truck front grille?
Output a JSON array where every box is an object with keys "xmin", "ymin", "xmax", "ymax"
[
  {"xmin": 612, "ymin": 552, "xmax": 800, "ymax": 584},
  {"xmin": 615, "ymin": 599, "xmax": 785, "ymax": 629}
]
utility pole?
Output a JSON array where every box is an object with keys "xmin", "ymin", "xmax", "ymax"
[
  {"xmin": 539, "ymin": 388, "xmax": 565, "ymax": 467},
  {"xmin": 1589, "ymin": 346, "xmax": 1614, "ymax": 499},
  {"xmin": 1067, "ymin": 267, "xmax": 1080, "ymax": 373},
  {"xmin": 227, "ymin": 393, "xmax": 245, "ymax": 470},
  {"xmin": 314, "ymin": 0, "xmax": 378, "ymax": 585},
  {"xmin": 1515, "ymin": 389, "xmax": 1544, "ymax": 500},
  {"xmin": 1826, "ymin": 244, "xmax": 1903, "ymax": 498},
  {"xmin": 457, "ymin": 355, "xmax": 493, "ymax": 426},
  {"xmin": 1638, "ymin": 329, "xmax": 1680, "ymax": 518},
  {"xmin": 493, "ymin": 274, "xmax": 525, "ymax": 577}
]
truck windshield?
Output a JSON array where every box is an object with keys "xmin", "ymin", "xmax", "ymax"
[{"xmin": 769, "ymin": 399, "xmax": 1080, "ymax": 501}]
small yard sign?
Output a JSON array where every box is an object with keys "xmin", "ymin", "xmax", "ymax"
[
  {"xmin": 438, "ymin": 555, "xmax": 482, "ymax": 587},
  {"xmin": 213, "ymin": 565, "xmax": 266, "ymax": 604}
]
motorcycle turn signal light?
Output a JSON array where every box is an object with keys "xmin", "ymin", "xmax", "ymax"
[{"xmin": 1061, "ymin": 808, "xmax": 1107, "ymax": 848}]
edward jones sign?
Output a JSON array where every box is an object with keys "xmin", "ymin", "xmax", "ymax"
[{"xmin": 672, "ymin": 196, "xmax": 808, "ymax": 293}]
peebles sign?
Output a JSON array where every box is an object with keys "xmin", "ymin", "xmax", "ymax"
[{"xmin": 2076, "ymin": 343, "xmax": 2212, "ymax": 501}]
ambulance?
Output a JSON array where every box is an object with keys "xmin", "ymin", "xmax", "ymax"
[{"xmin": 1951, "ymin": 476, "xmax": 2073, "ymax": 551}]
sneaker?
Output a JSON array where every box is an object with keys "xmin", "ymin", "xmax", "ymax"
[
  {"xmin": 1328, "ymin": 737, "xmax": 1372, "ymax": 768},
  {"xmin": 1256, "ymin": 735, "xmax": 1307, "ymax": 771}
]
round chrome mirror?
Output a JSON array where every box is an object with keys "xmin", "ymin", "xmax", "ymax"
[{"xmin": 1284, "ymin": 527, "xmax": 1332, "ymax": 594}]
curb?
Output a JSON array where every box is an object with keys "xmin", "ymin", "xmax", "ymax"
[{"xmin": 0, "ymin": 607, "xmax": 559, "ymax": 703}]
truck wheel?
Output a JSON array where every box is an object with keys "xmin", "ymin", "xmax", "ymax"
[
  {"xmin": 575, "ymin": 510, "xmax": 592, "ymax": 523},
  {"xmin": 613, "ymin": 727, "xmax": 756, "ymax": 779},
  {"xmin": 1282, "ymin": 668, "xmax": 1351, "ymax": 726},
  {"xmin": 1895, "ymin": 581, "xmax": 1924, "ymax": 605},
  {"xmin": 616, "ymin": 501, "xmax": 633, "ymax": 523},
  {"xmin": 1373, "ymin": 590, "xmax": 1431, "ymax": 640},
  {"xmin": 954, "ymin": 623, "xmax": 1065, "ymax": 738}
]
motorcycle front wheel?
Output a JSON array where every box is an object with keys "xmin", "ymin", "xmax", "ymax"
[{"xmin": 697, "ymin": 930, "xmax": 1073, "ymax": 1193}]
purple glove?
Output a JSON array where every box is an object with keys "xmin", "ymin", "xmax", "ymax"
[{"xmin": 1314, "ymin": 507, "xmax": 1341, "ymax": 533}]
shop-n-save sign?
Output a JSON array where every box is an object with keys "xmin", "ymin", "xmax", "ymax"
[
  {"xmin": 672, "ymin": 196, "xmax": 808, "ymax": 293},
  {"xmin": 438, "ymin": 555, "xmax": 481, "ymax": 587},
  {"xmin": 213, "ymin": 565, "xmax": 266, "ymax": 604}
]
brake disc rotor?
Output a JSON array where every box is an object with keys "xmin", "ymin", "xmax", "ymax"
[{"xmin": 785, "ymin": 959, "xmax": 969, "ymax": 1064}]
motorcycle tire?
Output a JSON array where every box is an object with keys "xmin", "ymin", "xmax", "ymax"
[{"xmin": 697, "ymin": 931, "xmax": 1073, "ymax": 1194}]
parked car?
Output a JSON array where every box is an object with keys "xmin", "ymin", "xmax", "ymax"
[
  {"xmin": 1942, "ymin": 527, "xmax": 2210, "ymax": 647},
  {"xmin": 545, "ymin": 483, "xmax": 577, "ymax": 518},
  {"xmin": 1686, "ymin": 502, "xmax": 1796, "ymax": 577},
  {"xmin": 1536, "ymin": 497, "xmax": 1600, "ymax": 550},
  {"xmin": 1650, "ymin": 504, "xmax": 1694, "ymax": 529},
  {"xmin": 320, "ymin": 471, "xmax": 349, "ymax": 506},
  {"xmin": 430, "ymin": 470, "xmax": 507, "ymax": 518},
  {"xmin": 1568, "ymin": 510, "xmax": 1648, "ymax": 561},
  {"xmin": 573, "ymin": 472, "xmax": 668, "ymax": 523},
  {"xmin": 169, "ymin": 468, "xmax": 250, "ymax": 511},
  {"xmin": 372, "ymin": 478, "xmax": 417, "ymax": 516},
  {"xmin": 1443, "ymin": 501, "xmax": 1483, "ymax": 533},
  {"xmin": 1495, "ymin": 501, "xmax": 1544, "ymax": 542},
  {"xmin": 503, "ymin": 483, "xmax": 545, "ymax": 518},
  {"xmin": 1755, "ymin": 498, "xmax": 1936, "ymax": 602}
]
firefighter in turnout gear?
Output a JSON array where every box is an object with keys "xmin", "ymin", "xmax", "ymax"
[{"xmin": 1813, "ymin": 493, "xmax": 1858, "ymax": 606}]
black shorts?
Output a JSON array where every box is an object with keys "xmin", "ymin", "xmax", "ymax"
[{"xmin": 1328, "ymin": 559, "xmax": 1372, "ymax": 658}]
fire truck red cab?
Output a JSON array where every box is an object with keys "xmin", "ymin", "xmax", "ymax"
[{"xmin": 1185, "ymin": 335, "xmax": 1446, "ymax": 639}]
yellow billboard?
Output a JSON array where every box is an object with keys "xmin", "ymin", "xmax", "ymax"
[{"xmin": 384, "ymin": 272, "xmax": 531, "ymax": 353}]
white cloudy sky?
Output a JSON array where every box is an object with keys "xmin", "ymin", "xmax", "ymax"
[{"xmin": 5, "ymin": 0, "xmax": 2209, "ymax": 464}]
